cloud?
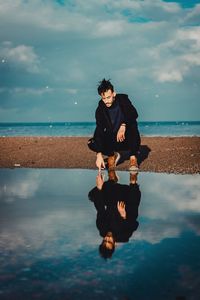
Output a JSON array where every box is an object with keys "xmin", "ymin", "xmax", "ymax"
[
  {"xmin": 0, "ymin": 0, "xmax": 183, "ymax": 37},
  {"xmin": 0, "ymin": 0, "xmax": 200, "ymax": 121},
  {"xmin": 150, "ymin": 26, "xmax": 200, "ymax": 82},
  {"xmin": 93, "ymin": 20, "xmax": 128, "ymax": 37},
  {"xmin": 0, "ymin": 41, "xmax": 40, "ymax": 73},
  {"xmin": 65, "ymin": 88, "xmax": 78, "ymax": 94},
  {"xmin": 184, "ymin": 3, "xmax": 200, "ymax": 24},
  {"xmin": 0, "ymin": 87, "xmax": 55, "ymax": 98},
  {"xmin": 106, "ymin": 0, "xmax": 181, "ymax": 23},
  {"xmin": 103, "ymin": 0, "xmax": 181, "ymax": 13},
  {"xmin": 0, "ymin": 0, "xmax": 93, "ymax": 34}
]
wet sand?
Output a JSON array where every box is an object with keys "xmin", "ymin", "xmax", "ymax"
[{"xmin": 0, "ymin": 136, "xmax": 199, "ymax": 174}]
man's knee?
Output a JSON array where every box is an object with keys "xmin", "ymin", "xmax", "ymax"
[
  {"xmin": 87, "ymin": 138, "xmax": 97, "ymax": 152},
  {"xmin": 88, "ymin": 138, "xmax": 105, "ymax": 154}
]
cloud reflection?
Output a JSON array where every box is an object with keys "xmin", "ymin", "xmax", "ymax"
[
  {"xmin": 0, "ymin": 169, "xmax": 199, "ymax": 254},
  {"xmin": 135, "ymin": 172, "xmax": 200, "ymax": 243},
  {"xmin": 0, "ymin": 169, "xmax": 40, "ymax": 202}
]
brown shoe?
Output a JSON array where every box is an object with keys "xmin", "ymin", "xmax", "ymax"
[
  {"xmin": 130, "ymin": 171, "xmax": 138, "ymax": 184},
  {"xmin": 107, "ymin": 153, "xmax": 120, "ymax": 170},
  {"xmin": 107, "ymin": 155, "xmax": 115, "ymax": 170},
  {"xmin": 129, "ymin": 155, "xmax": 139, "ymax": 172},
  {"xmin": 108, "ymin": 170, "xmax": 118, "ymax": 183}
]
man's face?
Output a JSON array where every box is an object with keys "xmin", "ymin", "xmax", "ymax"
[
  {"xmin": 103, "ymin": 233, "xmax": 115, "ymax": 250},
  {"xmin": 101, "ymin": 89, "xmax": 116, "ymax": 107}
]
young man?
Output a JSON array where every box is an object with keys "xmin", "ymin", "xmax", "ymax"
[{"xmin": 88, "ymin": 78, "xmax": 141, "ymax": 171}]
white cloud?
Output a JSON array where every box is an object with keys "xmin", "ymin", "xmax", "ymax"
[
  {"xmin": 0, "ymin": 0, "xmax": 93, "ymax": 33},
  {"xmin": 181, "ymin": 53, "xmax": 200, "ymax": 65},
  {"xmin": 104, "ymin": 0, "xmax": 181, "ymax": 14},
  {"xmin": 0, "ymin": 87, "xmax": 54, "ymax": 96},
  {"xmin": 150, "ymin": 27, "xmax": 200, "ymax": 82},
  {"xmin": 0, "ymin": 0, "xmax": 183, "ymax": 37},
  {"xmin": 0, "ymin": 0, "xmax": 21, "ymax": 12},
  {"xmin": 94, "ymin": 20, "xmax": 128, "ymax": 37},
  {"xmin": 154, "ymin": 68, "xmax": 186, "ymax": 83},
  {"xmin": 0, "ymin": 42, "xmax": 40, "ymax": 73},
  {"xmin": 184, "ymin": 3, "xmax": 200, "ymax": 24},
  {"xmin": 65, "ymin": 88, "xmax": 78, "ymax": 94},
  {"xmin": 13, "ymin": 87, "xmax": 54, "ymax": 95},
  {"xmin": 0, "ymin": 0, "xmax": 200, "ymax": 121},
  {"xmin": 159, "ymin": 1, "xmax": 181, "ymax": 13}
]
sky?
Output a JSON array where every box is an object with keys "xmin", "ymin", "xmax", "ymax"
[{"xmin": 0, "ymin": 0, "xmax": 200, "ymax": 122}]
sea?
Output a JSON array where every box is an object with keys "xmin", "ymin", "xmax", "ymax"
[{"xmin": 0, "ymin": 121, "xmax": 200, "ymax": 137}]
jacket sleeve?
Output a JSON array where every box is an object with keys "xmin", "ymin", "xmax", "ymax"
[
  {"xmin": 88, "ymin": 186, "xmax": 105, "ymax": 211},
  {"xmin": 127, "ymin": 183, "xmax": 141, "ymax": 220},
  {"xmin": 121, "ymin": 184, "xmax": 141, "ymax": 235},
  {"xmin": 92, "ymin": 108, "xmax": 105, "ymax": 153},
  {"xmin": 119, "ymin": 94, "xmax": 139, "ymax": 125},
  {"xmin": 88, "ymin": 187, "xmax": 109, "ymax": 237}
]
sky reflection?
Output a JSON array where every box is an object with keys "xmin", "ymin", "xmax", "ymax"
[{"xmin": 0, "ymin": 169, "xmax": 200, "ymax": 299}]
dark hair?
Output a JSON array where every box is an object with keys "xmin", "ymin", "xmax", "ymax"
[
  {"xmin": 97, "ymin": 78, "xmax": 114, "ymax": 95},
  {"xmin": 99, "ymin": 242, "xmax": 115, "ymax": 259}
]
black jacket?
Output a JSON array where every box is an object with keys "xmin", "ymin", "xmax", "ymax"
[
  {"xmin": 88, "ymin": 181, "xmax": 141, "ymax": 243},
  {"xmin": 95, "ymin": 93, "xmax": 138, "ymax": 131},
  {"xmin": 93, "ymin": 94, "xmax": 140, "ymax": 153}
]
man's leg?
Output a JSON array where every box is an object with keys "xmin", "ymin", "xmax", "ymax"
[
  {"xmin": 113, "ymin": 126, "xmax": 141, "ymax": 170},
  {"xmin": 130, "ymin": 171, "xmax": 138, "ymax": 184},
  {"xmin": 87, "ymin": 135, "xmax": 118, "ymax": 170},
  {"xmin": 108, "ymin": 170, "xmax": 119, "ymax": 182},
  {"xmin": 128, "ymin": 127, "xmax": 141, "ymax": 171}
]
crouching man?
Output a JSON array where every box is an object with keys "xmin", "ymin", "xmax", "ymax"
[{"xmin": 88, "ymin": 78, "xmax": 141, "ymax": 171}]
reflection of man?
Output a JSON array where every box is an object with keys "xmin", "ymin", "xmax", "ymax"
[{"xmin": 88, "ymin": 171, "xmax": 141, "ymax": 259}]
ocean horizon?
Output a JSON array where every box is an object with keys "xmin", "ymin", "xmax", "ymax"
[{"xmin": 0, "ymin": 121, "xmax": 200, "ymax": 137}]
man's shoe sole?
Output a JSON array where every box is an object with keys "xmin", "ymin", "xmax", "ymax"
[
  {"xmin": 129, "ymin": 165, "xmax": 139, "ymax": 172},
  {"xmin": 115, "ymin": 152, "xmax": 121, "ymax": 166}
]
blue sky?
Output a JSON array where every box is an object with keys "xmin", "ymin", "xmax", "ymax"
[{"xmin": 0, "ymin": 0, "xmax": 200, "ymax": 122}]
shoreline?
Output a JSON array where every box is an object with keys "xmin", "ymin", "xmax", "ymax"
[{"xmin": 0, "ymin": 136, "xmax": 200, "ymax": 174}]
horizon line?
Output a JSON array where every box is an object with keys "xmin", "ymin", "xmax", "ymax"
[{"xmin": 0, "ymin": 120, "xmax": 200, "ymax": 124}]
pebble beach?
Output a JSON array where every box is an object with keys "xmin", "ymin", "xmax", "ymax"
[{"xmin": 0, "ymin": 136, "xmax": 200, "ymax": 174}]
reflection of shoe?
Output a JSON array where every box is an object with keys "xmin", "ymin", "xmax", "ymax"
[
  {"xmin": 129, "ymin": 156, "xmax": 139, "ymax": 172},
  {"xmin": 107, "ymin": 155, "xmax": 115, "ymax": 170},
  {"xmin": 108, "ymin": 170, "xmax": 118, "ymax": 183},
  {"xmin": 130, "ymin": 171, "xmax": 138, "ymax": 184},
  {"xmin": 107, "ymin": 152, "xmax": 120, "ymax": 170}
]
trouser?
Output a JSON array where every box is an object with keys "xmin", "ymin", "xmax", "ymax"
[{"xmin": 88, "ymin": 126, "xmax": 141, "ymax": 157}]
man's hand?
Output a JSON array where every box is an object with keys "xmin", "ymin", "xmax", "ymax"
[
  {"xmin": 117, "ymin": 201, "xmax": 126, "ymax": 219},
  {"xmin": 96, "ymin": 172, "xmax": 104, "ymax": 190},
  {"xmin": 117, "ymin": 125, "xmax": 126, "ymax": 142},
  {"xmin": 96, "ymin": 152, "xmax": 105, "ymax": 171}
]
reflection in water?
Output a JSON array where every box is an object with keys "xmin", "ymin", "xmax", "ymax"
[
  {"xmin": 0, "ymin": 169, "xmax": 200, "ymax": 300},
  {"xmin": 88, "ymin": 170, "xmax": 141, "ymax": 259}
]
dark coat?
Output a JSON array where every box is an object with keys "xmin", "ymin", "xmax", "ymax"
[
  {"xmin": 92, "ymin": 94, "xmax": 140, "ymax": 153},
  {"xmin": 88, "ymin": 181, "xmax": 141, "ymax": 243}
]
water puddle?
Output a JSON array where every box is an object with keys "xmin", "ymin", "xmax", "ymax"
[{"xmin": 0, "ymin": 169, "xmax": 200, "ymax": 300}]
